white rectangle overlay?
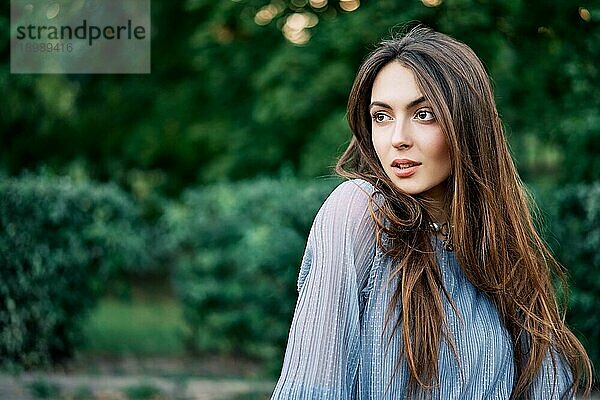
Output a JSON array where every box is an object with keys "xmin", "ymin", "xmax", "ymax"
[{"xmin": 11, "ymin": 0, "xmax": 151, "ymax": 74}]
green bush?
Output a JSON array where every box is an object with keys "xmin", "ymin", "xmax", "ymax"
[
  {"xmin": 545, "ymin": 182, "xmax": 600, "ymax": 376},
  {"xmin": 123, "ymin": 382, "xmax": 164, "ymax": 400},
  {"xmin": 0, "ymin": 174, "xmax": 149, "ymax": 369},
  {"xmin": 166, "ymin": 176, "xmax": 338, "ymax": 369},
  {"xmin": 27, "ymin": 378, "xmax": 60, "ymax": 399}
]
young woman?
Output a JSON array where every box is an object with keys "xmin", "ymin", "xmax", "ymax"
[{"xmin": 271, "ymin": 25, "xmax": 592, "ymax": 399}]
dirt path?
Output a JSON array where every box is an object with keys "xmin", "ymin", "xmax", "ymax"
[
  {"xmin": 0, "ymin": 373, "xmax": 274, "ymax": 400},
  {"xmin": 3, "ymin": 373, "xmax": 600, "ymax": 400}
]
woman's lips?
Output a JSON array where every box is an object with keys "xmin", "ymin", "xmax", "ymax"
[
  {"xmin": 391, "ymin": 164, "xmax": 419, "ymax": 178},
  {"xmin": 391, "ymin": 159, "xmax": 421, "ymax": 178}
]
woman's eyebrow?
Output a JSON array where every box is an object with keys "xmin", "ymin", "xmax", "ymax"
[
  {"xmin": 406, "ymin": 96, "xmax": 427, "ymax": 110},
  {"xmin": 369, "ymin": 101, "xmax": 392, "ymax": 110},
  {"xmin": 369, "ymin": 96, "xmax": 428, "ymax": 111}
]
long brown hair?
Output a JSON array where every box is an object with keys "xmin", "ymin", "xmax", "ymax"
[{"xmin": 336, "ymin": 25, "xmax": 592, "ymax": 399}]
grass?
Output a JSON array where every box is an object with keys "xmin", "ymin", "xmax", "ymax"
[
  {"xmin": 82, "ymin": 296, "xmax": 187, "ymax": 356},
  {"xmin": 23, "ymin": 285, "xmax": 274, "ymax": 400}
]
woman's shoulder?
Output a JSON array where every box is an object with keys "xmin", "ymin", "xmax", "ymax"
[
  {"xmin": 324, "ymin": 178, "xmax": 378, "ymax": 208},
  {"xmin": 340, "ymin": 178, "xmax": 377, "ymax": 193},
  {"xmin": 315, "ymin": 178, "xmax": 380, "ymax": 229}
]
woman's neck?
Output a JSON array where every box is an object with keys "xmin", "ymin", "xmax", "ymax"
[{"xmin": 420, "ymin": 182, "xmax": 450, "ymax": 223}]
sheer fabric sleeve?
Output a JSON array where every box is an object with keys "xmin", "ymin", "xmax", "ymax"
[
  {"xmin": 529, "ymin": 348, "xmax": 574, "ymax": 399},
  {"xmin": 271, "ymin": 179, "xmax": 378, "ymax": 400}
]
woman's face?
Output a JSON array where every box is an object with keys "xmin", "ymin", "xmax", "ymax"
[{"xmin": 370, "ymin": 61, "xmax": 451, "ymax": 204}]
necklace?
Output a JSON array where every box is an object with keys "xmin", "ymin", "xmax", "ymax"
[{"xmin": 430, "ymin": 222, "xmax": 454, "ymax": 251}]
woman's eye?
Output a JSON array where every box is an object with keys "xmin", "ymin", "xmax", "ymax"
[
  {"xmin": 415, "ymin": 109, "xmax": 435, "ymax": 121},
  {"xmin": 372, "ymin": 112, "xmax": 391, "ymax": 123}
]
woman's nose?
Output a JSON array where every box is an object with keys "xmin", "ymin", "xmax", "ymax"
[{"xmin": 391, "ymin": 119, "xmax": 412, "ymax": 149}]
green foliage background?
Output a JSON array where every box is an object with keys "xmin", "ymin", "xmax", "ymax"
[
  {"xmin": 2, "ymin": 0, "xmax": 598, "ymax": 191},
  {"xmin": 166, "ymin": 176, "xmax": 337, "ymax": 372},
  {"xmin": 0, "ymin": 174, "xmax": 150, "ymax": 369},
  {"xmin": 0, "ymin": 0, "xmax": 598, "ymax": 382}
]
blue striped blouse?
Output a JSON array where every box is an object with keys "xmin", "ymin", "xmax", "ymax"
[{"xmin": 271, "ymin": 179, "xmax": 572, "ymax": 399}]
